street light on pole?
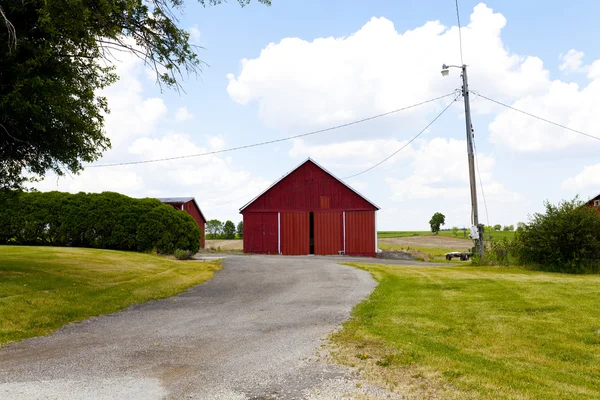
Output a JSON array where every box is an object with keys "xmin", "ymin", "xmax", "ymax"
[{"xmin": 441, "ymin": 63, "xmax": 485, "ymax": 261}]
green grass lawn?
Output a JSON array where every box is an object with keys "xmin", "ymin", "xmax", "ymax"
[
  {"xmin": 0, "ymin": 246, "xmax": 220, "ymax": 346},
  {"xmin": 331, "ymin": 263, "xmax": 600, "ymax": 399},
  {"xmin": 379, "ymin": 230, "xmax": 516, "ymax": 240}
]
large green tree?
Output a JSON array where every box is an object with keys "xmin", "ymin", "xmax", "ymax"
[
  {"xmin": 429, "ymin": 212, "xmax": 445, "ymax": 235},
  {"xmin": 0, "ymin": 0, "xmax": 270, "ymax": 188}
]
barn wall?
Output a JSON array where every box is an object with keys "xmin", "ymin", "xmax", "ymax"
[
  {"xmin": 345, "ymin": 211, "xmax": 376, "ymax": 257},
  {"xmin": 281, "ymin": 212, "xmax": 310, "ymax": 255},
  {"xmin": 243, "ymin": 161, "xmax": 374, "ymax": 213},
  {"xmin": 183, "ymin": 201, "xmax": 206, "ymax": 249},
  {"xmin": 243, "ymin": 212, "xmax": 278, "ymax": 254},
  {"xmin": 314, "ymin": 211, "xmax": 343, "ymax": 255}
]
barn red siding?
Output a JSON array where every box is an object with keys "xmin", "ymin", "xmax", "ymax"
[
  {"xmin": 281, "ymin": 212, "xmax": 310, "ymax": 255},
  {"xmin": 345, "ymin": 211, "xmax": 376, "ymax": 257},
  {"xmin": 241, "ymin": 160, "xmax": 377, "ymax": 257},
  {"xmin": 182, "ymin": 201, "xmax": 206, "ymax": 249},
  {"xmin": 243, "ymin": 212, "xmax": 278, "ymax": 254},
  {"xmin": 314, "ymin": 211, "xmax": 343, "ymax": 255},
  {"xmin": 243, "ymin": 161, "xmax": 374, "ymax": 212}
]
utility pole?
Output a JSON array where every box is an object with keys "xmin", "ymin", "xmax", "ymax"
[
  {"xmin": 461, "ymin": 65, "xmax": 484, "ymax": 260},
  {"xmin": 442, "ymin": 64, "xmax": 485, "ymax": 260}
]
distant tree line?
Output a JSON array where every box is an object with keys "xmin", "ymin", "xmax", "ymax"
[
  {"xmin": 206, "ymin": 219, "xmax": 244, "ymax": 240},
  {"xmin": 0, "ymin": 191, "xmax": 200, "ymax": 254}
]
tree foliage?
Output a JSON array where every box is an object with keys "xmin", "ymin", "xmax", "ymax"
[
  {"xmin": 512, "ymin": 198, "xmax": 600, "ymax": 273},
  {"xmin": 237, "ymin": 221, "xmax": 244, "ymax": 238},
  {"xmin": 223, "ymin": 220, "xmax": 236, "ymax": 239},
  {"xmin": 494, "ymin": 224, "xmax": 502, "ymax": 231},
  {"xmin": 0, "ymin": 190, "xmax": 200, "ymax": 253},
  {"xmin": 206, "ymin": 219, "xmax": 223, "ymax": 239},
  {"xmin": 0, "ymin": 0, "xmax": 270, "ymax": 188},
  {"xmin": 429, "ymin": 212, "xmax": 445, "ymax": 234}
]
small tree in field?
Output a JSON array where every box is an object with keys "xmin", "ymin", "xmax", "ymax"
[
  {"xmin": 494, "ymin": 224, "xmax": 502, "ymax": 231},
  {"xmin": 508, "ymin": 224, "xmax": 515, "ymax": 231},
  {"xmin": 452, "ymin": 226, "xmax": 459, "ymax": 236},
  {"xmin": 223, "ymin": 220, "xmax": 236, "ymax": 239},
  {"xmin": 513, "ymin": 197, "xmax": 600, "ymax": 273},
  {"xmin": 503, "ymin": 225, "xmax": 510, "ymax": 231},
  {"xmin": 206, "ymin": 219, "xmax": 223, "ymax": 239},
  {"xmin": 237, "ymin": 221, "xmax": 244, "ymax": 238},
  {"xmin": 429, "ymin": 212, "xmax": 445, "ymax": 235}
]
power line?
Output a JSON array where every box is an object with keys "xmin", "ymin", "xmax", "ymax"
[
  {"xmin": 342, "ymin": 94, "xmax": 460, "ymax": 180},
  {"xmin": 455, "ymin": 0, "xmax": 464, "ymax": 65},
  {"xmin": 473, "ymin": 91, "xmax": 600, "ymax": 142},
  {"xmin": 87, "ymin": 93, "xmax": 456, "ymax": 168},
  {"xmin": 472, "ymin": 133, "xmax": 490, "ymax": 228}
]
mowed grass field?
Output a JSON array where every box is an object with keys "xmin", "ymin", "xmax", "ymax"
[
  {"xmin": 0, "ymin": 246, "xmax": 220, "ymax": 345},
  {"xmin": 331, "ymin": 264, "xmax": 600, "ymax": 399}
]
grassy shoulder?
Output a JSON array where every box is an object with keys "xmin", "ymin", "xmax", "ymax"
[
  {"xmin": 0, "ymin": 246, "xmax": 221, "ymax": 346},
  {"xmin": 331, "ymin": 263, "xmax": 600, "ymax": 399}
]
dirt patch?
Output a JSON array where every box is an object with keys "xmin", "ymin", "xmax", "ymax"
[
  {"xmin": 379, "ymin": 236, "xmax": 471, "ymax": 250},
  {"xmin": 205, "ymin": 240, "xmax": 243, "ymax": 251},
  {"xmin": 378, "ymin": 251, "xmax": 415, "ymax": 261}
]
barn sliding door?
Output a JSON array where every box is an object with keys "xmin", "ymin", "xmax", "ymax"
[
  {"xmin": 281, "ymin": 212, "xmax": 310, "ymax": 255},
  {"xmin": 314, "ymin": 211, "xmax": 343, "ymax": 255},
  {"xmin": 345, "ymin": 211, "xmax": 376, "ymax": 257}
]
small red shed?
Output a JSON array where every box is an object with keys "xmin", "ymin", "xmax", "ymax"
[
  {"xmin": 239, "ymin": 159, "xmax": 379, "ymax": 257},
  {"xmin": 158, "ymin": 197, "xmax": 206, "ymax": 249},
  {"xmin": 586, "ymin": 193, "xmax": 600, "ymax": 213}
]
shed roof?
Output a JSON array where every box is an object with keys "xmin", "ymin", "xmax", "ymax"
[
  {"xmin": 239, "ymin": 158, "xmax": 380, "ymax": 212},
  {"xmin": 587, "ymin": 193, "xmax": 600, "ymax": 204},
  {"xmin": 158, "ymin": 197, "xmax": 206, "ymax": 222}
]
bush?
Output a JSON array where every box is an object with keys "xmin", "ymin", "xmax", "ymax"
[
  {"xmin": 0, "ymin": 190, "xmax": 200, "ymax": 254},
  {"xmin": 173, "ymin": 249, "xmax": 194, "ymax": 260},
  {"xmin": 513, "ymin": 198, "xmax": 600, "ymax": 273}
]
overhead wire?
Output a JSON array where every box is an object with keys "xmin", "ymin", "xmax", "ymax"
[
  {"xmin": 472, "ymin": 91, "xmax": 600, "ymax": 142},
  {"xmin": 342, "ymin": 94, "xmax": 460, "ymax": 180},
  {"xmin": 472, "ymin": 133, "xmax": 490, "ymax": 229},
  {"xmin": 455, "ymin": 0, "xmax": 464, "ymax": 65},
  {"xmin": 87, "ymin": 93, "xmax": 456, "ymax": 168}
]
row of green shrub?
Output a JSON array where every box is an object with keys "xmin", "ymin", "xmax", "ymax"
[
  {"xmin": 482, "ymin": 197, "xmax": 600, "ymax": 274},
  {"xmin": 0, "ymin": 191, "xmax": 201, "ymax": 254}
]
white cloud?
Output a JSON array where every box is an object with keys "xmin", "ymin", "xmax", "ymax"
[
  {"xmin": 289, "ymin": 138, "xmax": 415, "ymax": 171},
  {"xmin": 189, "ymin": 25, "xmax": 201, "ymax": 44},
  {"xmin": 175, "ymin": 107, "xmax": 194, "ymax": 122},
  {"xmin": 562, "ymin": 163, "xmax": 600, "ymax": 189},
  {"xmin": 33, "ymin": 48, "xmax": 267, "ymax": 223},
  {"xmin": 559, "ymin": 49, "xmax": 585, "ymax": 73},
  {"xmin": 489, "ymin": 79, "xmax": 600, "ymax": 152},
  {"xmin": 384, "ymin": 137, "xmax": 518, "ymax": 202},
  {"xmin": 226, "ymin": 4, "xmax": 552, "ymax": 130}
]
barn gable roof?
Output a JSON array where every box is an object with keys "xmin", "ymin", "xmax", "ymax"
[
  {"xmin": 239, "ymin": 158, "xmax": 380, "ymax": 212},
  {"xmin": 158, "ymin": 197, "xmax": 206, "ymax": 222},
  {"xmin": 587, "ymin": 193, "xmax": 600, "ymax": 204}
]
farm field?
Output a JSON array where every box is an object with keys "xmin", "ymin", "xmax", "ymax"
[
  {"xmin": 206, "ymin": 237, "xmax": 469, "ymax": 262},
  {"xmin": 378, "ymin": 230, "xmax": 516, "ymax": 240},
  {"xmin": 0, "ymin": 246, "xmax": 220, "ymax": 345},
  {"xmin": 331, "ymin": 263, "xmax": 600, "ymax": 399},
  {"xmin": 205, "ymin": 239, "xmax": 244, "ymax": 251}
]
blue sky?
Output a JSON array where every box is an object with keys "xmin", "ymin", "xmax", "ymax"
[{"xmin": 35, "ymin": 1, "xmax": 600, "ymax": 230}]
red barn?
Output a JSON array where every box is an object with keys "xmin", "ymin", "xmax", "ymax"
[
  {"xmin": 240, "ymin": 159, "xmax": 379, "ymax": 257},
  {"xmin": 586, "ymin": 193, "xmax": 600, "ymax": 213},
  {"xmin": 158, "ymin": 197, "xmax": 206, "ymax": 249}
]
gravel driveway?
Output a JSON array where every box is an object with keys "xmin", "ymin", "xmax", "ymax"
[{"xmin": 0, "ymin": 255, "xmax": 399, "ymax": 399}]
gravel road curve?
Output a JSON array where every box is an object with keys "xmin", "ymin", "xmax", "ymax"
[{"xmin": 0, "ymin": 255, "xmax": 400, "ymax": 399}]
